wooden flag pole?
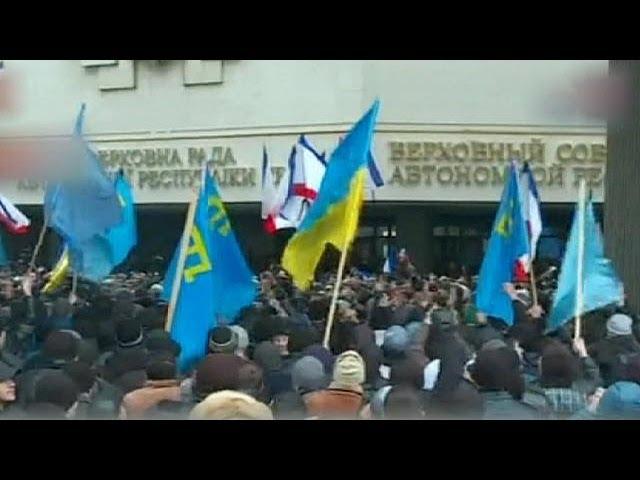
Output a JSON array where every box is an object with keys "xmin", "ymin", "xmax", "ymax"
[
  {"xmin": 323, "ymin": 241, "xmax": 350, "ymax": 349},
  {"xmin": 529, "ymin": 264, "xmax": 539, "ymax": 307},
  {"xmin": 29, "ymin": 211, "xmax": 49, "ymax": 271},
  {"xmin": 574, "ymin": 178, "xmax": 587, "ymax": 341},
  {"xmin": 71, "ymin": 272, "xmax": 78, "ymax": 296},
  {"xmin": 165, "ymin": 191, "xmax": 199, "ymax": 334},
  {"xmin": 322, "ymin": 174, "xmax": 366, "ymax": 349}
]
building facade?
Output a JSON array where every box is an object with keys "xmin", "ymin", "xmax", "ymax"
[{"xmin": 0, "ymin": 60, "xmax": 608, "ymax": 274}]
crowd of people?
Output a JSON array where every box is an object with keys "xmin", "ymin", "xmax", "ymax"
[{"xmin": 0, "ymin": 249, "xmax": 639, "ymax": 420}]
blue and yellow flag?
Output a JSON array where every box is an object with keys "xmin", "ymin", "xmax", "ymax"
[
  {"xmin": 282, "ymin": 100, "xmax": 380, "ymax": 290},
  {"xmin": 105, "ymin": 171, "xmax": 137, "ymax": 266},
  {"xmin": 42, "ymin": 245, "xmax": 70, "ymax": 294},
  {"xmin": 475, "ymin": 161, "xmax": 529, "ymax": 325},
  {"xmin": 546, "ymin": 198, "xmax": 623, "ymax": 332},
  {"xmin": 164, "ymin": 170, "xmax": 257, "ymax": 372}
]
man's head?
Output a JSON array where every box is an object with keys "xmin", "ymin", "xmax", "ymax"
[
  {"xmin": 292, "ymin": 356, "xmax": 327, "ymax": 393},
  {"xmin": 43, "ymin": 330, "xmax": 79, "ymax": 363},
  {"xmin": 115, "ymin": 316, "xmax": 144, "ymax": 349},
  {"xmin": 332, "ymin": 350, "xmax": 365, "ymax": 389},
  {"xmin": 0, "ymin": 364, "xmax": 16, "ymax": 404},
  {"xmin": 32, "ymin": 371, "xmax": 79, "ymax": 416},
  {"xmin": 269, "ymin": 316, "xmax": 290, "ymax": 356},
  {"xmin": 208, "ymin": 326, "xmax": 238, "ymax": 355},
  {"xmin": 194, "ymin": 354, "xmax": 247, "ymax": 400},
  {"xmin": 470, "ymin": 347, "xmax": 524, "ymax": 400},
  {"xmin": 539, "ymin": 343, "xmax": 579, "ymax": 389},
  {"xmin": 382, "ymin": 326, "xmax": 409, "ymax": 361}
]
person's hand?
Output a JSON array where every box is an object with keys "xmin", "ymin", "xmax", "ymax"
[
  {"xmin": 22, "ymin": 272, "xmax": 35, "ymax": 297},
  {"xmin": 572, "ymin": 337, "xmax": 588, "ymax": 358},
  {"xmin": 503, "ymin": 282, "xmax": 517, "ymax": 299},
  {"xmin": 587, "ymin": 387, "xmax": 605, "ymax": 414},
  {"xmin": 68, "ymin": 291, "xmax": 78, "ymax": 306},
  {"xmin": 527, "ymin": 304, "xmax": 545, "ymax": 319},
  {"xmin": 378, "ymin": 294, "xmax": 391, "ymax": 308}
]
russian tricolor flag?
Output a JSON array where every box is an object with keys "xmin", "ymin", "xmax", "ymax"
[
  {"xmin": 0, "ymin": 193, "xmax": 30, "ymax": 235},
  {"xmin": 515, "ymin": 162, "xmax": 543, "ymax": 281}
]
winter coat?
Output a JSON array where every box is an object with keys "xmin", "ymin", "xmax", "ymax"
[
  {"xmin": 271, "ymin": 390, "xmax": 308, "ymax": 419},
  {"xmin": 304, "ymin": 385, "xmax": 365, "ymax": 419},
  {"xmin": 480, "ymin": 390, "xmax": 542, "ymax": 420}
]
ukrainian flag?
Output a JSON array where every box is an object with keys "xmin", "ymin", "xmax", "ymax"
[
  {"xmin": 42, "ymin": 244, "xmax": 70, "ymax": 294},
  {"xmin": 282, "ymin": 100, "xmax": 380, "ymax": 290}
]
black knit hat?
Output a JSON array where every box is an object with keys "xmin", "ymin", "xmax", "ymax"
[
  {"xmin": 137, "ymin": 306, "xmax": 165, "ymax": 331},
  {"xmin": 112, "ymin": 297, "xmax": 135, "ymax": 323},
  {"xmin": 43, "ymin": 331, "xmax": 79, "ymax": 362},
  {"xmin": 114, "ymin": 370, "xmax": 147, "ymax": 394},
  {"xmin": 116, "ymin": 317, "xmax": 144, "ymax": 348},
  {"xmin": 470, "ymin": 347, "xmax": 524, "ymax": 400},
  {"xmin": 288, "ymin": 326, "xmax": 318, "ymax": 354},
  {"xmin": 145, "ymin": 329, "xmax": 181, "ymax": 357},
  {"xmin": 33, "ymin": 371, "xmax": 79, "ymax": 412},
  {"xmin": 146, "ymin": 358, "xmax": 177, "ymax": 381}
]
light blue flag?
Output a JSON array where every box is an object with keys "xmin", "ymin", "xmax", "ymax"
[
  {"xmin": 44, "ymin": 104, "xmax": 122, "ymax": 280},
  {"xmin": 475, "ymin": 161, "xmax": 529, "ymax": 325},
  {"xmin": 105, "ymin": 171, "xmax": 137, "ymax": 266},
  {"xmin": 546, "ymin": 199, "xmax": 623, "ymax": 332},
  {"xmin": 0, "ymin": 234, "xmax": 8, "ymax": 267},
  {"xmin": 164, "ymin": 170, "xmax": 257, "ymax": 372}
]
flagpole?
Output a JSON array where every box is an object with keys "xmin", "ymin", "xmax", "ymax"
[
  {"xmin": 323, "ymin": 237, "xmax": 350, "ymax": 349},
  {"xmin": 165, "ymin": 189, "xmax": 199, "ymax": 334},
  {"xmin": 322, "ymin": 176, "xmax": 364, "ymax": 349},
  {"xmin": 522, "ymin": 162, "xmax": 540, "ymax": 307},
  {"xmin": 574, "ymin": 178, "xmax": 587, "ymax": 341},
  {"xmin": 529, "ymin": 260, "xmax": 539, "ymax": 307},
  {"xmin": 29, "ymin": 211, "xmax": 49, "ymax": 271}
]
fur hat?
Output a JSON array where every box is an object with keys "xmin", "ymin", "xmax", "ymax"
[{"xmin": 189, "ymin": 390, "xmax": 273, "ymax": 420}]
